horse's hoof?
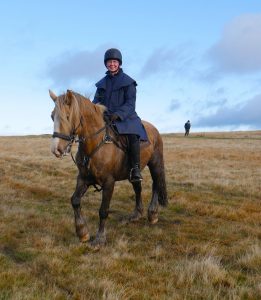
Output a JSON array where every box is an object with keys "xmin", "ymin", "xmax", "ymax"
[
  {"xmin": 84, "ymin": 241, "xmax": 100, "ymax": 252},
  {"xmin": 76, "ymin": 223, "xmax": 89, "ymax": 242},
  {"xmin": 128, "ymin": 209, "xmax": 143, "ymax": 222},
  {"xmin": 88, "ymin": 239, "xmax": 106, "ymax": 251},
  {"xmin": 80, "ymin": 233, "xmax": 90, "ymax": 243},
  {"xmin": 129, "ymin": 213, "xmax": 143, "ymax": 222},
  {"xmin": 149, "ymin": 217, "xmax": 158, "ymax": 224},
  {"xmin": 148, "ymin": 212, "xmax": 158, "ymax": 224},
  {"xmin": 119, "ymin": 211, "xmax": 143, "ymax": 225},
  {"xmin": 88, "ymin": 233, "xmax": 106, "ymax": 250},
  {"xmin": 89, "ymin": 242, "xmax": 102, "ymax": 251},
  {"xmin": 129, "ymin": 216, "xmax": 140, "ymax": 222}
]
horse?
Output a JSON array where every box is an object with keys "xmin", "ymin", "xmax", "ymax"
[{"xmin": 49, "ymin": 89, "xmax": 168, "ymax": 248}]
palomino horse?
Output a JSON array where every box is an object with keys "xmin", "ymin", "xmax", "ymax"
[{"xmin": 49, "ymin": 89, "xmax": 168, "ymax": 248}]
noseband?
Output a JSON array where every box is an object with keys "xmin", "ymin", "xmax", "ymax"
[
  {"xmin": 52, "ymin": 131, "xmax": 75, "ymax": 142},
  {"xmin": 52, "ymin": 117, "xmax": 83, "ymax": 143}
]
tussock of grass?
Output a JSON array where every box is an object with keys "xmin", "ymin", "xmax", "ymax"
[
  {"xmin": 238, "ymin": 243, "xmax": 261, "ymax": 273},
  {"xmin": 176, "ymin": 255, "xmax": 233, "ymax": 287}
]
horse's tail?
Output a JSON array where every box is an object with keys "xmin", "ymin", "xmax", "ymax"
[
  {"xmin": 156, "ymin": 157, "xmax": 168, "ymax": 207},
  {"xmin": 148, "ymin": 139, "xmax": 168, "ymax": 207}
]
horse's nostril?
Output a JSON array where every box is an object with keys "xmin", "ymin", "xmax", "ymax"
[
  {"xmin": 55, "ymin": 150, "xmax": 61, "ymax": 157},
  {"xmin": 53, "ymin": 148, "xmax": 63, "ymax": 157},
  {"xmin": 57, "ymin": 146, "xmax": 64, "ymax": 153}
]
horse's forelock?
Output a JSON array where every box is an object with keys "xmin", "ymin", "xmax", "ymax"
[
  {"xmin": 67, "ymin": 93, "xmax": 81, "ymax": 127},
  {"xmin": 55, "ymin": 93, "xmax": 80, "ymax": 132},
  {"xmin": 55, "ymin": 92, "xmax": 105, "ymax": 131}
]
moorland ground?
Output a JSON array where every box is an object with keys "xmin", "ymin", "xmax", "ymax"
[{"xmin": 0, "ymin": 131, "xmax": 260, "ymax": 299}]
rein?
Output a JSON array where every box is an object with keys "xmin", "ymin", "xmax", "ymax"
[
  {"xmin": 53, "ymin": 118, "xmax": 125, "ymax": 162},
  {"xmin": 79, "ymin": 121, "xmax": 126, "ymax": 158}
]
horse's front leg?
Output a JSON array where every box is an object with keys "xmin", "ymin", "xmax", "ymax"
[
  {"xmin": 71, "ymin": 175, "xmax": 89, "ymax": 242},
  {"xmin": 91, "ymin": 179, "xmax": 115, "ymax": 248}
]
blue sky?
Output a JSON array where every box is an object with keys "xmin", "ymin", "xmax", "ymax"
[{"xmin": 1, "ymin": 0, "xmax": 261, "ymax": 135}]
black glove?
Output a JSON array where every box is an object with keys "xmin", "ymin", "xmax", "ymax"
[
  {"xmin": 103, "ymin": 111, "xmax": 110, "ymax": 123},
  {"xmin": 110, "ymin": 113, "xmax": 119, "ymax": 122}
]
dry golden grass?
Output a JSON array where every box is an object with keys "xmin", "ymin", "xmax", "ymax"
[{"xmin": 0, "ymin": 131, "xmax": 260, "ymax": 299}]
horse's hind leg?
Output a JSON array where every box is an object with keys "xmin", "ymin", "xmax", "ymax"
[
  {"xmin": 71, "ymin": 175, "xmax": 90, "ymax": 242},
  {"xmin": 128, "ymin": 181, "xmax": 144, "ymax": 222},
  {"xmin": 147, "ymin": 179, "xmax": 159, "ymax": 224},
  {"xmin": 147, "ymin": 150, "xmax": 168, "ymax": 224}
]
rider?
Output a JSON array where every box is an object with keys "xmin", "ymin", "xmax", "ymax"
[{"xmin": 93, "ymin": 48, "xmax": 148, "ymax": 182}]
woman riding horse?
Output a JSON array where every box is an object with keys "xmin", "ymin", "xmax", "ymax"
[
  {"xmin": 50, "ymin": 88, "xmax": 168, "ymax": 248},
  {"xmin": 49, "ymin": 50, "xmax": 168, "ymax": 248},
  {"xmin": 93, "ymin": 48, "xmax": 147, "ymax": 182}
]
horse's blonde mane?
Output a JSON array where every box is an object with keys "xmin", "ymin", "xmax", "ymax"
[
  {"xmin": 55, "ymin": 91, "xmax": 106, "ymax": 132},
  {"xmin": 95, "ymin": 103, "xmax": 107, "ymax": 114}
]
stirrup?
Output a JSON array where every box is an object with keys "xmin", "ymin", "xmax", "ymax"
[
  {"xmin": 103, "ymin": 134, "xmax": 113, "ymax": 144},
  {"xmin": 129, "ymin": 167, "xmax": 143, "ymax": 182}
]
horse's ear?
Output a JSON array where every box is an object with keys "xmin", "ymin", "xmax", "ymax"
[
  {"xmin": 49, "ymin": 90, "xmax": 57, "ymax": 102},
  {"xmin": 66, "ymin": 89, "xmax": 74, "ymax": 106}
]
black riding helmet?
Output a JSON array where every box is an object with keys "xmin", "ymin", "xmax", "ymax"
[{"xmin": 104, "ymin": 48, "xmax": 122, "ymax": 66}]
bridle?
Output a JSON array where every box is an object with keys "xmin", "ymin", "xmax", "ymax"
[
  {"xmin": 52, "ymin": 117, "xmax": 83, "ymax": 154},
  {"xmin": 52, "ymin": 116, "xmax": 125, "ymax": 159},
  {"xmin": 52, "ymin": 114, "xmax": 126, "ymax": 192}
]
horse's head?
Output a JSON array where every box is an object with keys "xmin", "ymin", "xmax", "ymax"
[{"xmin": 49, "ymin": 89, "xmax": 81, "ymax": 158}]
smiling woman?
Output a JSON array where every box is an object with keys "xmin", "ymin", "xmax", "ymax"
[{"xmin": 93, "ymin": 48, "xmax": 149, "ymax": 182}]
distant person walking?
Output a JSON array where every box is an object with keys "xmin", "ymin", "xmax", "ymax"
[{"xmin": 184, "ymin": 120, "xmax": 191, "ymax": 136}]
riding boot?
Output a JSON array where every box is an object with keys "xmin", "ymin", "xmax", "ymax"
[{"xmin": 128, "ymin": 135, "xmax": 143, "ymax": 182}]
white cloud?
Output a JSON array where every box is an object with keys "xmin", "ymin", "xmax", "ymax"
[
  {"xmin": 195, "ymin": 94, "xmax": 261, "ymax": 128},
  {"xmin": 45, "ymin": 45, "xmax": 111, "ymax": 87},
  {"xmin": 207, "ymin": 14, "xmax": 261, "ymax": 74},
  {"xmin": 139, "ymin": 45, "xmax": 195, "ymax": 78}
]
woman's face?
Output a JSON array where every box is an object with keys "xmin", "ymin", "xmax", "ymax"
[{"xmin": 106, "ymin": 59, "xmax": 120, "ymax": 74}]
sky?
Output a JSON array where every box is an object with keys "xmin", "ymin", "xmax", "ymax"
[{"xmin": 1, "ymin": 0, "xmax": 261, "ymax": 135}]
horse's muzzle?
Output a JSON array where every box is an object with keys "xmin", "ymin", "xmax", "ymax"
[
  {"xmin": 54, "ymin": 145, "xmax": 72, "ymax": 158},
  {"xmin": 51, "ymin": 138, "xmax": 72, "ymax": 158}
]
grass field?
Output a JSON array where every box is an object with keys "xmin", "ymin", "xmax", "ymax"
[{"xmin": 0, "ymin": 131, "xmax": 260, "ymax": 299}]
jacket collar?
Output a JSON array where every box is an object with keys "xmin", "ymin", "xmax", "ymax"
[
  {"xmin": 95, "ymin": 68, "xmax": 135, "ymax": 90},
  {"xmin": 96, "ymin": 69, "xmax": 124, "ymax": 89}
]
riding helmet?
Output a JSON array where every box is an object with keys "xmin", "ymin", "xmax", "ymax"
[{"xmin": 104, "ymin": 48, "xmax": 122, "ymax": 65}]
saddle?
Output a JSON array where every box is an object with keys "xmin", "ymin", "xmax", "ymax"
[
  {"xmin": 104, "ymin": 123, "xmax": 150, "ymax": 153},
  {"xmin": 103, "ymin": 124, "xmax": 128, "ymax": 152}
]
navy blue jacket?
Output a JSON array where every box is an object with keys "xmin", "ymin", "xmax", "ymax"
[
  {"xmin": 93, "ymin": 69, "xmax": 148, "ymax": 140},
  {"xmin": 184, "ymin": 122, "xmax": 191, "ymax": 130}
]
